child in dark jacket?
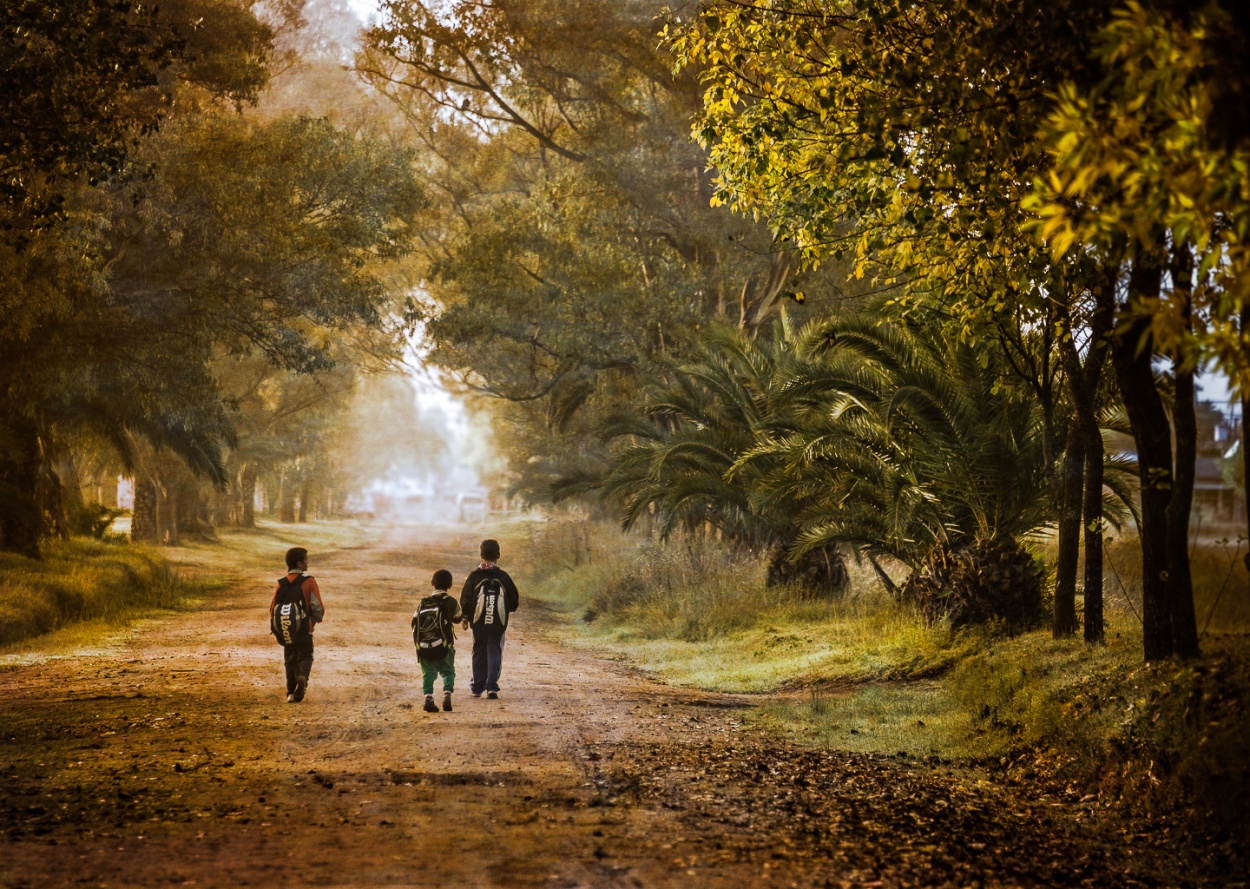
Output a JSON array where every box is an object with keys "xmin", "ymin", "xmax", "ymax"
[
  {"xmin": 413, "ymin": 569, "xmax": 462, "ymax": 713},
  {"xmin": 459, "ymin": 539, "xmax": 519, "ymax": 699}
]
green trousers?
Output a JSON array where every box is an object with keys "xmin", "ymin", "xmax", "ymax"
[{"xmin": 419, "ymin": 649, "xmax": 456, "ymax": 695}]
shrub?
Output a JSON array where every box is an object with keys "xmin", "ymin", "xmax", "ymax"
[{"xmin": 902, "ymin": 536, "xmax": 1044, "ymax": 629}]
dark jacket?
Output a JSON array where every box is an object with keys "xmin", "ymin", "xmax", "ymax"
[{"xmin": 460, "ymin": 566, "xmax": 519, "ymax": 630}]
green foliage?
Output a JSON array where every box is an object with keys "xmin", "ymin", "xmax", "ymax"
[
  {"xmin": 582, "ymin": 320, "xmax": 803, "ymax": 548},
  {"xmin": 664, "ymin": 0, "xmax": 1107, "ymax": 305},
  {"xmin": 576, "ymin": 308, "xmax": 1130, "ymax": 622},
  {"xmin": 1026, "ymin": 1, "xmax": 1250, "ymax": 386},
  {"xmin": 0, "ymin": 0, "xmax": 273, "ymax": 233},
  {"xmin": 751, "ymin": 312, "xmax": 1052, "ymax": 568},
  {"xmin": 0, "ymin": 107, "xmax": 424, "ymax": 550},
  {"xmin": 358, "ymin": 0, "xmax": 845, "ymax": 497}
]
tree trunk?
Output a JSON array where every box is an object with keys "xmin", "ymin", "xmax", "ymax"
[
  {"xmin": 132, "ymin": 479, "xmax": 159, "ymax": 543},
  {"xmin": 0, "ymin": 414, "xmax": 44, "ymax": 556},
  {"xmin": 278, "ymin": 470, "xmax": 296, "ymax": 524},
  {"xmin": 51, "ymin": 446, "xmax": 84, "ymax": 540},
  {"xmin": 1112, "ymin": 244, "xmax": 1174, "ymax": 661},
  {"xmin": 298, "ymin": 481, "xmax": 309, "ymax": 523},
  {"xmin": 1061, "ymin": 273, "xmax": 1115, "ymax": 645},
  {"xmin": 1053, "ymin": 425, "xmax": 1084, "ymax": 638},
  {"xmin": 1166, "ymin": 246, "xmax": 1200, "ymax": 658},
  {"xmin": 241, "ymin": 465, "xmax": 257, "ymax": 528},
  {"xmin": 1082, "ymin": 425, "xmax": 1105, "ymax": 645},
  {"xmin": 160, "ymin": 480, "xmax": 179, "ymax": 545},
  {"xmin": 1240, "ymin": 306, "xmax": 1250, "ymax": 584}
]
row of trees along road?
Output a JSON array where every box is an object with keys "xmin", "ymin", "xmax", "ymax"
[
  {"xmin": 5, "ymin": 0, "xmax": 1247, "ymax": 664},
  {"xmin": 0, "ymin": 0, "xmax": 429, "ymax": 553},
  {"xmin": 361, "ymin": 0, "xmax": 1250, "ymax": 661},
  {"xmin": 665, "ymin": 0, "xmax": 1250, "ymax": 660}
]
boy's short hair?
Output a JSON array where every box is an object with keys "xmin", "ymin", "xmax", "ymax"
[
  {"xmin": 432, "ymin": 569, "xmax": 453, "ymax": 591},
  {"xmin": 285, "ymin": 547, "xmax": 308, "ymax": 570},
  {"xmin": 480, "ymin": 538, "xmax": 500, "ymax": 561}
]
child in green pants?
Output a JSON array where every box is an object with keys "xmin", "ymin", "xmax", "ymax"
[{"xmin": 413, "ymin": 569, "xmax": 462, "ymax": 713}]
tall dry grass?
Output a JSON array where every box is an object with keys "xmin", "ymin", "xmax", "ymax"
[
  {"xmin": 0, "ymin": 538, "xmax": 205, "ymax": 648},
  {"xmin": 521, "ymin": 517, "xmax": 966, "ymax": 690}
]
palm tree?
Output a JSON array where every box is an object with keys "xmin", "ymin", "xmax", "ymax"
[
  {"xmin": 556, "ymin": 315, "xmax": 849, "ymax": 594},
  {"xmin": 737, "ymin": 312, "xmax": 1051, "ymax": 625}
]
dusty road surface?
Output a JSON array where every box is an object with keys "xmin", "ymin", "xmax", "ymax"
[{"xmin": 1, "ymin": 525, "xmax": 1192, "ymax": 888}]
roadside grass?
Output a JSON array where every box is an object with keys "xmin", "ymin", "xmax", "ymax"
[
  {"xmin": 519, "ymin": 518, "xmax": 975, "ymax": 692},
  {"xmin": 0, "ymin": 518, "xmax": 372, "ymax": 656},
  {"xmin": 0, "ymin": 538, "xmax": 214, "ymax": 651},
  {"xmin": 522, "ymin": 516, "xmax": 1250, "ymax": 852}
]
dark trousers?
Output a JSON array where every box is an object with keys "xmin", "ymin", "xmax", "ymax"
[
  {"xmin": 283, "ymin": 634, "xmax": 314, "ymax": 692},
  {"xmin": 470, "ymin": 628, "xmax": 506, "ymax": 694}
]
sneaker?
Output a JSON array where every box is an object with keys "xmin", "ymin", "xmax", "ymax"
[
  {"xmin": 470, "ymin": 692, "xmax": 482, "ymax": 698},
  {"xmin": 423, "ymin": 696, "xmax": 439, "ymax": 713},
  {"xmin": 486, "ymin": 691, "xmax": 499, "ymax": 700},
  {"xmin": 286, "ymin": 693, "xmax": 295, "ymax": 704},
  {"xmin": 442, "ymin": 694, "xmax": 453, "ymax": 712},
  {"xmin": 293, "ymin": 674, "xmax": 307, "ymax": 703}
]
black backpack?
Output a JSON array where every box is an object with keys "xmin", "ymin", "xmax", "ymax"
[
  {"xmin": 471, "ymin": 576, "xmax": 508, "ymax": 629},
  {"xmin": 271, "ymin": 575, "xmax": 309, "ymax": 645},
  {"xmin": 413, "ymin": 595, "xmax": 453, "ymax": 661}
]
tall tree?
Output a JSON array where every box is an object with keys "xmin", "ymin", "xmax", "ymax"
[
  {"xmin": 356, "ymin": 0, "xmax": 844, "ymax": 497},
  {"xmin": 1026, "ymin": 1, "xmax": 1250, "ymax": 657},
  {"xmin": 667, "ymin": 0, "xmax": 1208, "ymax": 654}
]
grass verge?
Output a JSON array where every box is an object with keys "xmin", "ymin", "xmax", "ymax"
[
  {"xmin": 0, "ymin": 538, "xmax": 214, "ymax": 651},
  {"xmin": 518, "ymin": 519, "xmax": 973, "ymax": 692},
  {"xmin": 521, "ymin": 516, "xmax": 1249, "ymax": 867}
]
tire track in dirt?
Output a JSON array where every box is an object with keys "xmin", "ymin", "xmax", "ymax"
[{"xmin": 0, "ymin": 525, "xmax": 1195, "ymax": 888}]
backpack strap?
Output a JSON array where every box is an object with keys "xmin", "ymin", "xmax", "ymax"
[{"xmin": 277, "ymin": 574, "xmax": 307, "ymax": 604}]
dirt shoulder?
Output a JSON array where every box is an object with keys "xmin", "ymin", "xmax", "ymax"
[{"xmin": 0, "ymin": 525, "xmax": 1199, "ymax": 888}]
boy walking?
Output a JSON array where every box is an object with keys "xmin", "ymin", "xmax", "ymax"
[
  {"xmin": 269, "ymin": 547, "xmax": 325, "ymax": 703},
  {"xmin": 459, "ymin": 539, "xmax": 519, "ymax": 699},
  {"xmin": 414, "ymin": 569, "xmax": 461, "ymax": 713}
]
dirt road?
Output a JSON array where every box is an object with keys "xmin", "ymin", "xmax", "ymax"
[{"xmin": 0, "ymin": 526, "xmax": 1194, "ymax": 887}]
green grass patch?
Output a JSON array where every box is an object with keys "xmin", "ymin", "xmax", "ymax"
[
  {"xmin": 755, "ymin": 682, "xmax": 972, "ymax": 758},
  {"xmin": 521, "ymin": 517, "xmax": 1250, "ymax": 853},
  {"xmin": 171, "ymin": 517, "xmax": 374, "ymax": 579},
  {"xmin": 0, "ymin": 537, "xmax": 214, "ymax": 650}
]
